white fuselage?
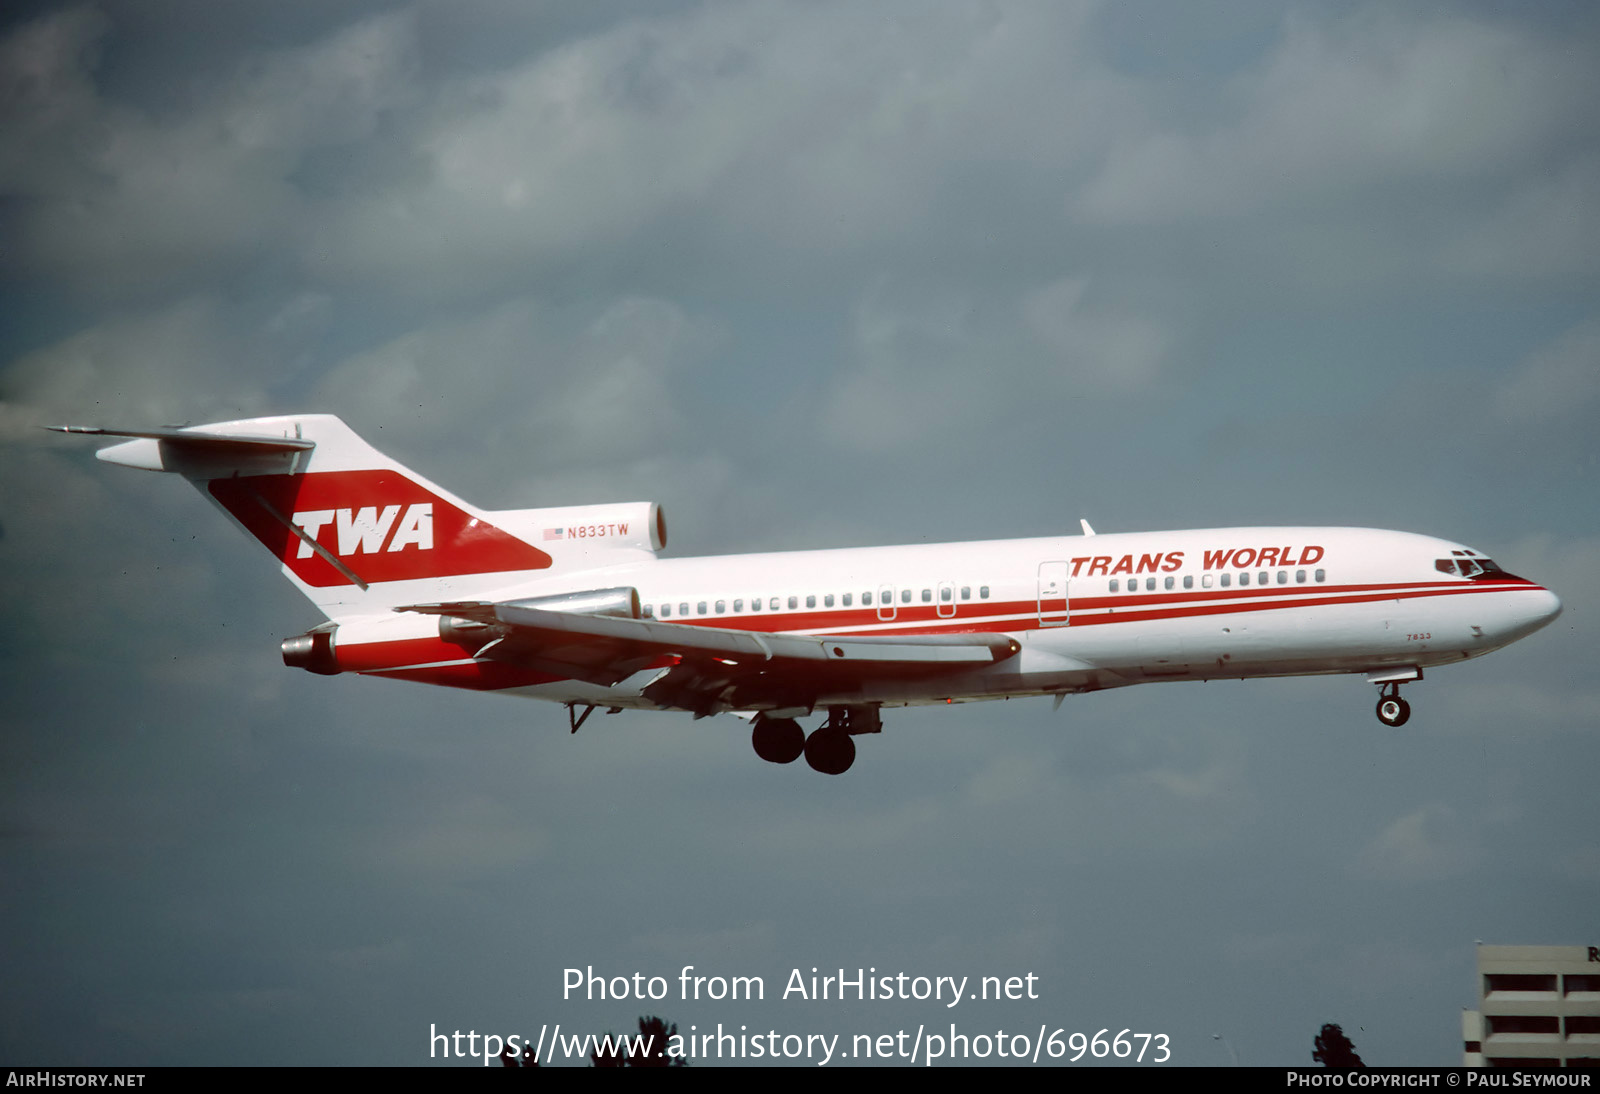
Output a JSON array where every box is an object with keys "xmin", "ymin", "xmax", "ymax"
[{"xmin": 328, "ymin": 525, "xmax": 1561, "ymax": 713}]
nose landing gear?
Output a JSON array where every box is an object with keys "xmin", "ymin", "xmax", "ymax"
[{"xmin": 1375, "ymin": 684, "xmax": 1411, "ymax": 727}]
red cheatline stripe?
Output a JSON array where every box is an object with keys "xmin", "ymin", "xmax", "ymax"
[
  {"xmin": 329, "ymin": 579, "xmax": 1543, "ymax": 686},
  {"xmin": 1066, "ymin": 582, "xmax": 1528, "ymax": 629}
]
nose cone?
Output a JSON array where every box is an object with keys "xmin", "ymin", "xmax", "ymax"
[
  {"xmin": 1505, "ymin": 586, "xmax": 1562, "ymax": 642},
  {"xmin": 1530, "ymin": 587, "xmax": 1563, "ymax": 629}
]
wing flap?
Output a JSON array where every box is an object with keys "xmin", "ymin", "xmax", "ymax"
[{"xmin": 398, "ymin": 600, "xmax": 1020, "ymax": 707}]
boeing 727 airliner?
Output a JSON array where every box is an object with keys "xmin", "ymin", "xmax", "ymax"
[{"xmin": 55, "ymin": 414, "xmax": 1562, "ymax": 774}]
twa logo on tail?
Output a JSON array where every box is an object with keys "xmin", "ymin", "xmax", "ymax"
[
  {"xmin": 209, "ymin": 471, "xmax": 552, "ymax": 587},
  {"xmin": 291, "ymin": 504, "xmax": 434, "ymax": 557}
]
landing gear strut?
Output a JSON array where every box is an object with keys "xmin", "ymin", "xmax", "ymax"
[{"xmin": 1375, "ymin": 683, "xmax": 1411, "ymax": 728}]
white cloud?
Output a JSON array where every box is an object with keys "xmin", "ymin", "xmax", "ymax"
[
  {"xmin": 51, "ymin": 2, "xmax": 1122, "ymax": 297},
  {"xmin": 1445, "ymin": 156, "xmax": 1600, "ymax": 278},
  {"xmin": 1353, "ymin": 804, "xmax": 1478, "ymax": 882},
  {"xmin": 2, "ymin": 8, "xmax": 418, "ymax": 296},
  {"xmin": 1077, "ymin": 10, "xmax": 1600, "ymax": 225},
  {"xmin": 1494, "ymin": 320, "xmax": 1600, "ymax": 425},
  {"xmin": 1020, "ymin": 276, "xmax": 1167, "ymax": 389},
  {"xmin": 308, "ymin": 293, "xmax": 732, "ymax": 506},
  {"xmin": 823, "ymin": 274, "xmax": 1168, "ymax": 452},
  {"xmin": 1, "ymin": 297, "xmax": 279, "ymax": 429}
]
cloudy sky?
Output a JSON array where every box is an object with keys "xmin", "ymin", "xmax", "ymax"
[{"xmin": 2, "ymin": 0, "xmax": 1596, "ymax": 1067}]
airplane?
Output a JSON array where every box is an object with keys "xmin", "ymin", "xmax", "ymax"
[{"xmin": 53, "ymin": 413, "xmax": 1562, "ymax": 775}]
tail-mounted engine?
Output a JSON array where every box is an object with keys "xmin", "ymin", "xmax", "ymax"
[
  {"xmin": 281, "ymin": 626, "xmax": 341, "ymax": 675},
  {"xmin": 437, "ymin": 586, "xmax": 642, "ymax": 654},
  {"xmin": 495, "ymin": 502, "xmax": 666, "ymax": 555}
]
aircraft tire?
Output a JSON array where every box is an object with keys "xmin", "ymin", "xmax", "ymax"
[
  {"xmin": 752, "ymin": 717, "xmax": 805, "ymax": 764},
  {"xmin": 1376, "ymin": 695, "xmax": 1411, "ymax": 727},
  {"xmin": 803, "ymin": 729, "xmax": 855, "ymax": 775}
]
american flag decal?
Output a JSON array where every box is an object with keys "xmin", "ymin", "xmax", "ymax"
[{"xmin": 543, "ymin": 527, "xmax": 564, "ymax": 541}]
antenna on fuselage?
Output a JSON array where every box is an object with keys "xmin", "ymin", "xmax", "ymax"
[{"xmin": 1080, "ymin": 519, "xmax": 1096, "ymax": 536}]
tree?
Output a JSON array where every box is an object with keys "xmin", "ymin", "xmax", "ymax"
[
  {"xmin": 500, "ymin": 1044, "xmax": 539, "ymax": 1067},
  {"xmin": 500, "ymin": 1015, "xmax": 687, "ymax": 1067},
  {"xmin": 1313, "ymin": 1023, "xmax": 1366, "ymax": 1068},
  {"xmin": 626, "ymin": 1016, "xmax": 687, "ymax": 1068}
]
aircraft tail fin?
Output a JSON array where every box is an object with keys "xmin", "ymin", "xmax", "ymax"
[{"xmin": 57, "ymin": 415, "xmax": 556, "ymax": 618}]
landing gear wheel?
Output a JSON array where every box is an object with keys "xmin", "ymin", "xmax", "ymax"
[
  {"xmin": 1376, "ymin": 695, "xmax": 1411, "ymax": 727},
  {"xmin": 752, "ymin": 717, "xmax": 804, "ymax": 764},
  {"xmin": 803, "ymin": 729, "xmax": 856, "ymax": 775}
]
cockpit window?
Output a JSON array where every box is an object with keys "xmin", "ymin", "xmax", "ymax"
[{"xmin": 1445, "ymin": 555, "xmax": 1511, "ymax": 580}]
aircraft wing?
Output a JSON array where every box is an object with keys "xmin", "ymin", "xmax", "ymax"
[{"xmin": 399, "ymin": 600, "xmax": 1020, "ymax": 715}]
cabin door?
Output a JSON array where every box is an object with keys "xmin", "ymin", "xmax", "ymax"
[{"xmin": 1038, "ymin": 561, "xmax": 1071, "ymax": 627}]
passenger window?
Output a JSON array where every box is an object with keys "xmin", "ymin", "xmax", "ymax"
[
  {"xmin": 805, "ymin": 595, "xmax": 815, "ymax": 609},
  {"xmin": 787, "ymin": 596, "xmax": 798, "ymax": 610},
  {"xmin": 1258, "ymin": 571, "xmax": 1268, "ymax": 585},
  {"xmin": 940, "ymin": 587, "xmax": 951, "ymax": 602},
  {"xmin": 980, "ymin": 586, "xmax": 990, "ymax": 599},
  {"xmin": 715, "ymin": 600, "xmax": 726, "ymax": 613},
  {"xmin": 1110, "ymin": 579, "xmax": 1120, "ymax": 592},
  {"xmin": 1146, "ymin": 577, "xmax": 1156, "ymax": 591},
  {"xmin": 679, "ymin": 602, "xmax": 689, "ymax": 616},
  {"xmin": 1183, "ymin": 575, "xmax": 1193, "ymax": 589},
  {"xmin": 1277, "ymin": 571, "xmax": 1287, "ymax": 584},
  {"xmin": 733, "ymin": 599, "xmax": 743, "ymax": 612},
  {"xmin": 825, "ymin": 594, "xmax": 834, "ymax": 608},
  {"xmin": 1220, "ymin": 574, "xmax": 1231, "ymax": 588},
  {"xmin": 1314, "ymin": 569, "xmax": 1325, "ymax": 583},
  {"xmin": 1164, "ymin": 576, "xmax": 1175, "ymax": 590},
  {"xmin": 921, "ymin": 589, "xmax": 932, "ymax": 603},
  {"xmin": 1295, "ymin": 570, "xmax": 1305, "ymax": 584},
  {"xmin": 843, "ymin": 593, "xmax": 852, "ymax": 607},
  {"xmin": 697, "ymin": 601, "xmax": 707, "ymax": 615},
  {"xmin": 961, "ymin": 586, "xmax": 971, "ymax": 600},
  {"xmin": 901, "ymin": 589, "xmax": 911, "ymax": 604},
  {"xmin": 642, "ymin": 604, "xmax": 654, "ymax": 618},
  {"xmin": 1202, "ymin": 575, "xmax": 1212, "ymax": 588},
  {"xmin": 1239, "ymin": 572, "xmax": 1249, "ymax": 586},
  {"xmin": 862, "ymin": 591, "xmax": 872, "ymax": 606},
  {"xmin": 769, "ymin": 597, "xmax": 780, "ymax": 611}
]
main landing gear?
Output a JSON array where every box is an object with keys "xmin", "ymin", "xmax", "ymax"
[
  {"xmin": 1374, "ymin": 683, "xmax": 1411, "ymax": 728},
  {"xmin": 751, "ymin": 707, "xmax": 882, "ymax": 775}
]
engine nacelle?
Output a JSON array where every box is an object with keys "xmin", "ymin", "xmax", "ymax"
[
  {"xmin": 493, "ymin": 502, "xmax": 666, "ymax": 555},
  {"xmin": 439, "ymin": 586, "xmax": 642, "ymax": 650},
  {"xmin": 282, "ymin": 628, "xmax": 341, "ymax": 675},
  {"xmin": 502, "ymin": 585, "xmax": 642, "ymax": 618}
]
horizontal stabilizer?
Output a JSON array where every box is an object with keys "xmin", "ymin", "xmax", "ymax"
[
  {"xmin": 50, "ymin": 424, "xmax": 315, "ymax": 450},
  {"xmin": 50, "ymin": 425, "xmax": 315, "ymax": 474}
]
